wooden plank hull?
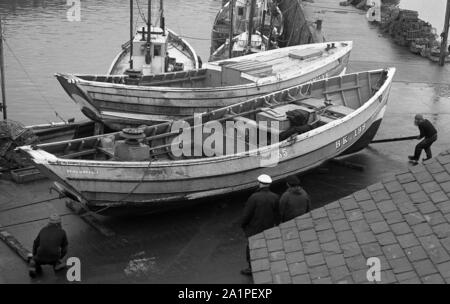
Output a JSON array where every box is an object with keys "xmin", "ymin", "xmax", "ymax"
[
  {"xmin": 25, "ymin": 69, "xmax": 395, "ymax": 215},
  {"xmin": 56, "ymin": 42, "xmax": 352, "ymax": 130}
]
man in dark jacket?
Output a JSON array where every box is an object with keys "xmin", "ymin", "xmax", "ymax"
[
  {"xmin": 29, "ymin": 214, "xmax": 68, "ymax": 278},
  {"xmin": 279, "ymin": 175, "xmax": 311, "ymax": 222},
  {"xmin": 240, "ymin": 174, "xmax": 279, "ymax": 276},
  {"xmin": 408, "ymin": 114, "xmax": 437, "ymax": 165}
]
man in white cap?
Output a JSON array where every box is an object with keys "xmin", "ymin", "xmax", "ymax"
[
  {"xmin": 29, "ymin": 214, "xmax": 68, "ymax": 278},
  {"xmin": 240, "ymin": 174, "xmax": 279, "ymax": 275}
]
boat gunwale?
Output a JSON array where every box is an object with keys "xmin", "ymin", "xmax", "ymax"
[
  {"xmin": 65, "ymin": 41, "xmax": 353, "ymax": 93},
  {"xmin": 21, "ymin": 67, "xmax": 396, "ymax": 168}
]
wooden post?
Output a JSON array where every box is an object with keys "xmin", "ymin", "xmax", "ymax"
[
  {"xmin": 129, "ymin": 0, "xmax": 134, "ymax": 70},
  {"xmin": 228, "ymin": 0, "xmax": 234, "ymax": 59},
  {"xmin": 267, "ymin": 11, "xmax": 274, "ymax": 50},
  {"xmin": 0, "ymin": 16, "xmax": 7, "ymax": 120},
  {"xmin": 439, "ymin": 0, "xmax": 450, "ymax": 66}
]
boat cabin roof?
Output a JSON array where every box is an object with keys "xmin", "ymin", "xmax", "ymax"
[
  {"xmin": 134, "ymin": 26, "xmax": 167, "ymax": 45},
  {"xmin": 207, "ymin": 42, "xmax": 350, "ymax": 81}
]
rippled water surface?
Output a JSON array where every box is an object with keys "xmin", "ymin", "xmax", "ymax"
[{"xmin": 0, "ymin": 0, "xmax": 222, "ymax": 124}]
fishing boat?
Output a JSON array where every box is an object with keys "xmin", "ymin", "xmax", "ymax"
[
  {"xmin": 20, "ymin": 68, "xmax": 395, "ymax": 215},
  {"xmin": 108, "ymin": 0, "xmax": 200, "ymax": 76},
  {"xmin": 209, "ymin": 0, "xmax": 283, "ymax": 61},
  {"xmin": 56, "ymin": 41, "xmax": 353, "ymax": 131}
]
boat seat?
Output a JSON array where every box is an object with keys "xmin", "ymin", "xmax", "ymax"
[
  {"xmin": 96, "ymin": 147, "xmax": 118, "ymax": 160},
  {"xmin": 231, "ymin": 116, "xmax": 281, "ymax": 144},
  {"xmin": 317, "ymin": 115, "xmax": 335, "ymax": 125},
  {"xmin": 295, "ymin": 98, "xmax": 328, "ymax": 110},
  {"xmin": 288, "ymin": 49, "xmax": 323, "ymax": 60}
]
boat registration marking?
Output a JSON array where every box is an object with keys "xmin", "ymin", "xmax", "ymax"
[
  {"xmin": 67, "ymin": 169, "xmax": 99, "ymax": 175},
  {"xmin": 335, "ymin": 123, "xmax": 366, "ymax": 150},
  {"xmin": 278, "ymin": 148, "xmax": 288, "ymax": 160}
]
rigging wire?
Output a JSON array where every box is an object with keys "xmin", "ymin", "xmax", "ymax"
[
  {"xmin": 2, "ymin": 38, "xmax": 66, "ymax": 123},
  {"xmin": 135, "ymin": 0, "xmax": 148, "ymax": 24}
]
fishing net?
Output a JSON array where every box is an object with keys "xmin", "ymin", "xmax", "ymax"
[{"xmin": 0, "ymin": 119, "xmax": 39, "ymax": 169}]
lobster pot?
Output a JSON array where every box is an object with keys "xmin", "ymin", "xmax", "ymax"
[
  {"xmin": 398, "ymin": 9, "xmax": 419, "ymax": 22},
  {"xmin": 381, "ymin": 0, "xmax": 400, "ymax": 5}
]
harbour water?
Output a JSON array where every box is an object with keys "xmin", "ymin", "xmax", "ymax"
[{"xmin": 0, "ymin": 0, "xmax": 222, "ymax": 125}]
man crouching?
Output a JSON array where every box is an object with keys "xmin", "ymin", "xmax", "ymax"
[{"xmin": 29, "ymin": 214, "xmax": 68, "ymax": 278}]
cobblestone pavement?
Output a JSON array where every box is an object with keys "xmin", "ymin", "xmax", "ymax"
[{"xmin": 250, "ymin": 151, "xmax": 450, "ymax": 284}]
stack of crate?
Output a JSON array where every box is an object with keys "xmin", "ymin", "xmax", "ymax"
[{"xmin": 391, "ymin": 10, "xmax": 420, "ymax": 46}]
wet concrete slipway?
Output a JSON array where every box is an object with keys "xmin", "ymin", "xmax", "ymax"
[{"xmin": 1, "ymin": 0, "xmax": 450, "ymax": 284}]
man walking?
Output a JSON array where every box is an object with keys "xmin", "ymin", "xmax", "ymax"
[
  {"xmin": 29, "ymin": 214, "xmax": 68, "ymax": 278},
  {"xmin": 408, "ymin": 114, "xmax": 437, "ymax": 165},
  {"xmin": 240, "ymin": 174, "xmax": 279, "ymax": 276},
  {"xmin": 279, "ymin": 175, "xmax": 311, "ymax": 222}
]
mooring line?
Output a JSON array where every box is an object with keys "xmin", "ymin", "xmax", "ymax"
[
  {"xmin": 0, "ymin": 197, "xmax": 60, "ymax": 213},
  {"xmin": 0, "ymin": 212, "xmax": 74, "ymax": 229}
]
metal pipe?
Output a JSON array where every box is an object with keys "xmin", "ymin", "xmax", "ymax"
[
  {"xmin": 247, "ymin": 0, "xmax": 256, "ymax": 50},
  {"xmin": 129, "ymin": 0, "xmax": 134, "ymax": 69},
  {"xmin": 0, "ymin": 17, "xmax": 6, "ymax": 119},
  {"xmin": 145, "ymin": 0, "xmax": 152, "ymax": 65},
  {"xmin": 160, "ymin": 0, "xmax": 165, "ymax": 35},
  {"xmin": 439, "ymin": 0, "xmax": 450, "ymax": 66}
]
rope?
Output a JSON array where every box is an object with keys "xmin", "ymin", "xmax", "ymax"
[
  {"xmin": 117, "ymin": 158, "xmax": 153, "ymax": 205},
  {"xmin": 2, "ymin": 38, "xmax": 66, "ymax": 123},
  {"xmin": 0, "ymin": 212, "xmax": 73, "ymax": 229},
  {"xmin": 0, "ymin": 197, "xmax": 60, "ymax": 213},
  {"xmin": 135, "ymin": 0, "xmax": 148, "ymax": 24}
]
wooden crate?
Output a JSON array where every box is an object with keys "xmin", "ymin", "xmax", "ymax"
[{"xmin": 10, "ymin": 166, "xmax": 46, "ymax": 184}]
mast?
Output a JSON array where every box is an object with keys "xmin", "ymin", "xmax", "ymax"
[
  {"xmin": 247, "ymin": 0, "xmax": 256, "ymax": 50},
  {"xmin": 228, "ymin": 0, "xmax": 234, "ymax": 58},
  {"xmin": 160, "ymin": 0, "xmax": 165, "ymax": 35},
  {"xmin": 145, "ymin": 0, "xmax": 152, "ymax": 65},
  {"xmin": 260, "ymin": 0, "xmax": 266, "ymax": 35},
  {"xmin": 439, "ymin": 0, "xmax": 450, "ymax": 66},
  {"xmin": 129, "ymin": 0, "xmax": 134, "ymax": 69},
  {"xmin": 0, "ymin": 16, "xmax": 6, "ymax": 120}
]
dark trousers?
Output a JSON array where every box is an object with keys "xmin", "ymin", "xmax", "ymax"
[
  {"xmin": 413, "ymin": 134, "xmax": 437, "ymax": 160},
  {"xmin": 29, "ymin": 257, "xmax": 64, "ymax": 274},
  {"xmin": 246, "ymin": 243, "xmax": 250, "ymax": 267}
]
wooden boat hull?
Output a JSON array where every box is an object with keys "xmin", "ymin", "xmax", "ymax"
[
  {"xmin": 56, "ymin": 42, "xmax": 352, "ymax": 130},
  {"xmin": 25, "ymin": 69, "xmax": 395, "ymax": 215}
]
